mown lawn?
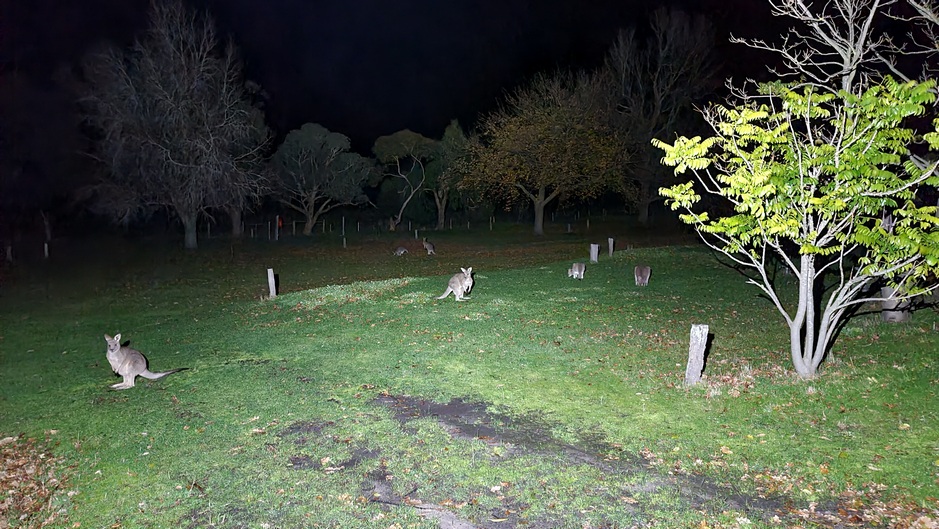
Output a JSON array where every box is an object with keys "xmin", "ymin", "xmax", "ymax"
[{"xmin": 1, "ymin": 225, "xmax": 937, "ymax": 528}]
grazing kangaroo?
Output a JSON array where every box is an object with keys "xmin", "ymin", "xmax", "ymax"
[
  {"xmin": 104, "ymin": 333, "xmax": 184, "ymax": 390},
  {"xmin": 394, "ymin": 246, "xmax": 408, "ymax": 256},
  {"xmin": 568, "ymin": 262, "xmax": 586, "ymax": 280},
  {"xmin": 422, "ymin": 237, "xmax": 436, "ymax": 255},
  {"xmin": 436, "ymin": 267, "xmax": 473, "ymax": 301},
  {"xmin": 634, "ymin": 265, "xmax": 651, "ymax": 287}
]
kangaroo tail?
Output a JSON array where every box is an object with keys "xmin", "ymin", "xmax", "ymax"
[
  {"xmin": 140, "ymin": 368, "xmax": 186, "ymax": 380},
  {"xmin": 436, "ymin": 289, "xmax": 451, "ymax": 300}
]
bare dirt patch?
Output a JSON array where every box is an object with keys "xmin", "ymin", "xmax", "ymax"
[
  {"xmin": 370, "ymin": 394, "xmax": 939, "ymax": 529},
  {"xmin": 371, "ymin": 394, "xmax": 786, "ymax": 528}
]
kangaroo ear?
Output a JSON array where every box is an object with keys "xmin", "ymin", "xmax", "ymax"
[
  {"xmin": 104, "ymin": 334, "xmax": 111, "ymax": 340},
  {"xmin": 114, "ymin": 333, "xmax": 121, "ymax": 342},
  {"xmin": 466, "ymin": 267, "xmax": 472, "ymax": 274}
]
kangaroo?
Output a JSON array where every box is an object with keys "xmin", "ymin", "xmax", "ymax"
[
  {"xmin": 568, "ymin": 262, "xmax": 586, "ymax": 280},
  {"xmin": 422, "ymin": 237, "xmax": 436, "ymax": 255},
  {"xmin": 634, "ymin": 265, "xmax": 651, "ymax": 287},
  {"xmin": 104, "ymin": 333, "xmax": 184, "ymax": 390},
  {"xmin": 394, "ymin": 246, "xmax": 408, "ymax": 256},
  {"xmin": 436, "ymin": 267, "xmax": 473, "ymax": 301}
]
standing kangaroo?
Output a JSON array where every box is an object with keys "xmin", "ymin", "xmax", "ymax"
[
  {"xmin": 436, "ymin": 267, "xmax": 473, "ymax": 301},
  {"xmin": 422, "ymin": 237, "xmax": 436, "ymax": 255},
  {"xmin": 634, "ymin": 265, "xmax": 651, "ymax": 287},
  {"xmin": 104, "ymin": 333, "xmax": 184, "ymax": 390}
]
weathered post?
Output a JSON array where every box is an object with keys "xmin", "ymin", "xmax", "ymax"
[
  {"xmin": 607, "ymin": 237, "xmax": 614, "ymax": 257},
  {"xmin": 267, "ymin": 268, "xmax": 277, "ymax": 299},
  {"xmin": 881, "ymin": 287, "xmax": 912, "ymax": 323},
  {"xmin": 684, "ymin": 324, "xmax": 709, "ymax": 386},
  {"xmin": 589, "ymin": 244, "xmax": 599, "ymax": 263}
]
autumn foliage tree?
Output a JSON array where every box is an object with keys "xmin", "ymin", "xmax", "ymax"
[
  {"xmin": 80, "ymin": 0, "xmax": 269, "ymax": 249},
  {"xmin": 272, "ymin": 123, "xmax": 373, "ymax": 235},
  {"xmin": 464, "ymin": 71, "xmax": 627, "ymax": 235}
]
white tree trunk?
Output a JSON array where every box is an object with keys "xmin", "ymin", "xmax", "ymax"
[{"xmin": 790, "ymin": 254, "xmax": 820, "ymax": 378}]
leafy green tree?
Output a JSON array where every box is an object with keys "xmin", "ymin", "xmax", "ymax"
[
  {"xmin": 372, "ymin": 129, "xmax": 436, "ymax": 231},
  {"xmin": 655, "ymin": 0, "xmax": 939, "ymax": 378},
  {"xmin": 463, "ymin": 71, "xmax": 627, "ymax": 236},
  {"xmin": 272, "ymin": 123, "xmax": 372, "ymax": 235},
  {"xmin": 79, "ymin": 0, "xmax": 269, "ymax": 249},
  {"xmin": 425, "ymin": 120, "xmax": 471, "ymax": 230}
]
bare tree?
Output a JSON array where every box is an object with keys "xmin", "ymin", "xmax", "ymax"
[
  {"xmin": 605, "ymin": 8, "xmax": 716, "ymax": 225},
  {"xmin": 905, "ymin": 0, "xmax": 939, "ymax": 68},
  {"xmin": 79, "ymin": 0, "xmax": 269, "ymax": 249}
]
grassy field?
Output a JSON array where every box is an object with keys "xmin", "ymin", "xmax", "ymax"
[{"xmin": 1, "ymin": 223, "xmax": 937, "ymax": 528}]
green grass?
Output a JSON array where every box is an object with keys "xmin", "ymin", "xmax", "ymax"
[{"xmin": 1, "ymin": 223, "xmax": 937, "ymax": 528}]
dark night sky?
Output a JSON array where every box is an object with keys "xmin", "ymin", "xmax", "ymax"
[{"xmin": 3, "ymin": 0, "xmax": 778, "ymax": 151}]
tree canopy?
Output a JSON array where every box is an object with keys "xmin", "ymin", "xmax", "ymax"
[
  {"xmin": 424, "ymin": 120, "xmax": 471, "ymax": 230},
  {"xmin": 655, "ymin": 0, "xmax": 939, "ymax": 378},
  {"xmin": 463, "ymin": 70, "xmax": 627, "ymax": 235},
  {"xmin": 79, "ymin": 0, "xmax": 269, "ymax": 249},
  {"xmin": 604, "ymin": 7, "xmax": 716, "ymax": 225},
  {"xmin": 373, "ymin": 129, "xmax": 437, "ymax": 231},
  {"xmin": 272, "ymin": 123, "xmax": 372, "ymax": 235}
]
